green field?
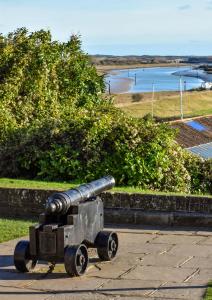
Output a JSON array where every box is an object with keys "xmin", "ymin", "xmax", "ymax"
[
  {"xmin": 0, "ymin": 218, "xmax": 35, "ymax": 243},
  {"xmin": 115, "ymin": 90, "xmax": 212, "ymax": 119},
  {"xmin": 0, "ymin": 178, "xmax": 211, "ymax": 197}
]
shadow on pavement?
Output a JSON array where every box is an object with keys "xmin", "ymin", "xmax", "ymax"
[
  {"xmin": 0, "ymin": 284, "xmax": 208, "ymax": 295},
  {"xmin": 0, "ymin": 255, "xmax": 13, "ymax": 267}
]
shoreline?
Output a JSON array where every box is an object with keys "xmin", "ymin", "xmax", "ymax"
[
  {"xmin": 97, "ymin": 63, "xmax": 189, "ymax": 74},
  {"xmin": 107, "ymin": 77, "xmax": 134, "ymax": 94}
]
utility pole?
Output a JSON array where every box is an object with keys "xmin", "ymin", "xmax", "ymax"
[
  {"xmin": 180, "ymin": 76, "xmax": 183, "ymax": 120},
  {"xmin": 105, "ymin": 81, "xmax": 111, "ymax": 95},
  {"xmin": 151, "ymin": 81, "xmax": 155, "ymax": 118},
  {"xmin": 134, "ymin": 73, "xmax": 137, "ymax": 85}
]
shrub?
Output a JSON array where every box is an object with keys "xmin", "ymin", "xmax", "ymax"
[
  {"xmin": 184, "ymin": 152, "xmax": 212, "ymax": 194},
  {"xmin": 132, "ymin": 93, "xmax": 143, "ymax": 102},
  {"xmin": 1, "ymin": 106, "xmax": 206, "ymax": 193}
]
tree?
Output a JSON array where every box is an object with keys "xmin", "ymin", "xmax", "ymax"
[{"xmin": 0, "ymin": 28, "xmax": 105, "ymax": 134}]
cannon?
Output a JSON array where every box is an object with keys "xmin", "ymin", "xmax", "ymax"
[{"xmin": 14, "ymin": 176, "xmax": 118, "ymax": 276}]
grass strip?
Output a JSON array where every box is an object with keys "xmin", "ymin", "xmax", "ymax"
[
  {"xmin": 0, "ymin": 218, "xmax": 35, "ymax": 243},
  {"xmin": 0, "ymin": 177, "xmax": 211, "ymax": 198}
]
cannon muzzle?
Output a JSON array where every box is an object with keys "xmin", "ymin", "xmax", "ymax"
[{"xmin": 45, "ymin": 175, "xmax": 115, "ymax": 215}]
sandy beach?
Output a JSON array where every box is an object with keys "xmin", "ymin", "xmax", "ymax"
[
  {"xmin": 107, "ymin": 77, "xmax": 134, "ymax": 94},
  {"xmin": 97, "ymin": 63, "xmax": 188, "ymax": 74}
]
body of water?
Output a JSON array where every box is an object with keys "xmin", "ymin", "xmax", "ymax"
[{"xmin": 106, "ymin": 66, "xmax": 204, "ymax": 93}]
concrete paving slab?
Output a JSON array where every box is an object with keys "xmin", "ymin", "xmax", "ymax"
[
  {"xmin": 0, "ymin": 249, "xmax": 48, "ymax": 272},
  {"xmin": 141, "ymin": 253, "xmax": 191, "ymax": 268},
  {"xmin": 96, "ymin": 279, "xmax": 163, "ymax": 297},
  {"xmin": 182, "ymin": 257, "xmax": 212, "ymax": 270},
  {"xmin": 47, "ymin": 292, "xmax": 118, "ymax": 300},
  {"xmin": 87, "ymin": 253, "xmax": 146, "ymax": 279},
  {"xmin": 121, "ymin": 265, "xmax": 196, "ymax": 282},
  {"xmin": 187, "ymin": 268, "xmax": 212, "ymax": 284},
  {"xmin": 0, "ymin": 236, "xmax": 28, "ymax": 248},
  {"xmin": 118, "ymin": 232, "xmax": 157, "ymax": 246},
  {"xmin": 169, "ymin": 244, "xmax": 212, "ymax": 258},
  {"xmin": 152, "ymin": 282, "xmax": 207, "ymax": 300},
  {"xmin": 124, "ymin": 243, "xmax": 173, "ymax": 255},
  {"xmin": 0, "ymin": 245, "xmax": 13, "ymax": 254},
  {"xmin": 156, "ymin": 227, "xmax": 198, "ymax": 236},
  {"xmin": 29, "ymin": 273, "xmax": 109, "ymax": 292},
  {"xmin": 198, "ymin": 236, "xmax": 212, "ymax": 245},
  {"xmin": 0, "ymin": 249, "xmax": 49, "ymax": 288},
  {"xmin": 150, "ymin": 234, "xmax": 205, "ymax": 245},
  {"xmin": 0, "ymin": 285, "xmax": 54, "ymax": 300},
  {"xmin": 0, "ymin": 266, "xmax": 48, "ymax": 288},
  {"xmin": 0, "ymin": 253, "xmax": 13, "ymax": 269}
]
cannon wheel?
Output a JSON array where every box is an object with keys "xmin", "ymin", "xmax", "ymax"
[
  {"xmin": 14, "ymin": 240, "xmax": 37, "ymax": 272},
  {"xmin": 64, "ymin": 244, "xmax": 88, "ymax": 276},
  {"xmin": 96, "ymin": 231, "xmax": 118, "ymax": 261}
]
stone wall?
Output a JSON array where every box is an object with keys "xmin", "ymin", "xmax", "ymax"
[{"xmin": 0, "ymin": 187, "xmax": 212, "ymax": 226}]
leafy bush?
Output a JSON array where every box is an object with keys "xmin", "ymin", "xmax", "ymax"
[
  {"xmin": 132, "ymin": 93, "xmax": 143, "ymax": 102},
  {"xmin": 1, "ymin": 105, "xmax": 211, "ymax": 194},
  {"xmin": 184, "ymin": 152, "xmax": 212, "ymax": 194}
]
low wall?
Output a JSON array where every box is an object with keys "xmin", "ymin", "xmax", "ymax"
[{"xmin": 0, "ymin": 187, "xmax": 212, "ymax": 226}]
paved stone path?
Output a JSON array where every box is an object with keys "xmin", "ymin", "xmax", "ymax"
[{"xmin": 1, "ymin": 225, "xmax": 212, "ymax": 300}]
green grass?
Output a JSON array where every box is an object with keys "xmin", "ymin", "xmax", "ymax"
[
  {"xmin": 0, "ymin": 177, "xmax": 211, "ymax": 198},
  {"xmin": 204, "ymin": 282, "xmax": 212, "ymax": 299},
  {"xmin": 0, "ymin": 218, "xmax": 35, "ymax": 243},
  {"xmin": 0, "ymin": 177, "xmax": 78, "ymax": 190},
  {"xmin": 115, "ymin": 90, "xmax": 212, "ymax": 119}
]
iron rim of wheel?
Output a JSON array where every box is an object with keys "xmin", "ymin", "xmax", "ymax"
[
  {"xmin": 107, "ymin": 232, "xmax": 118, "ymax": 259},
  {"xmin": 75, "ymin": 244, "xmax": 88, "ymax": 275}
]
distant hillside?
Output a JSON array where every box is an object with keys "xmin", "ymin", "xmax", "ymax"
[
  {"xmin": 90, "ymin": 55, "xmax": 187, "ymax": 66},
  {"xmin": 188, "ymin": 56, "xmax": 212, "ymax": 64},
  {"xmin": 91, "ymin": 55, "xmax": 212, "ymax": 66}
]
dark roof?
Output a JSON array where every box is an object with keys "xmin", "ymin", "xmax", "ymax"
[{"xmin": 172, "ymin": 116, "xmax": 212, "ymax": 148}]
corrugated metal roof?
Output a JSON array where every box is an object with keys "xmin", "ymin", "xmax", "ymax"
[
  {"xmin": 187, "ymin": 142, "xmax": 212, "ymax": 159},
  {"xmin": 186, "ymin": 120, "xmax": 208, "ymax": 132}
]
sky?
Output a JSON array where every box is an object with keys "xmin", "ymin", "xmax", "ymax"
[{"xmin": 0, "ymin": 0, "xmax": 212, "ymax": 56}]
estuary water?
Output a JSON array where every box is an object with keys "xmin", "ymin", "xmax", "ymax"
[{"xmin": 105, "ymin": 66, "xmax": 204, "ymax": 93}]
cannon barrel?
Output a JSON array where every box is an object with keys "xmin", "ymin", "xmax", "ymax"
[{"xmin": 45, "ymin": 175, "xmax": 115, "ymax": 215}]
